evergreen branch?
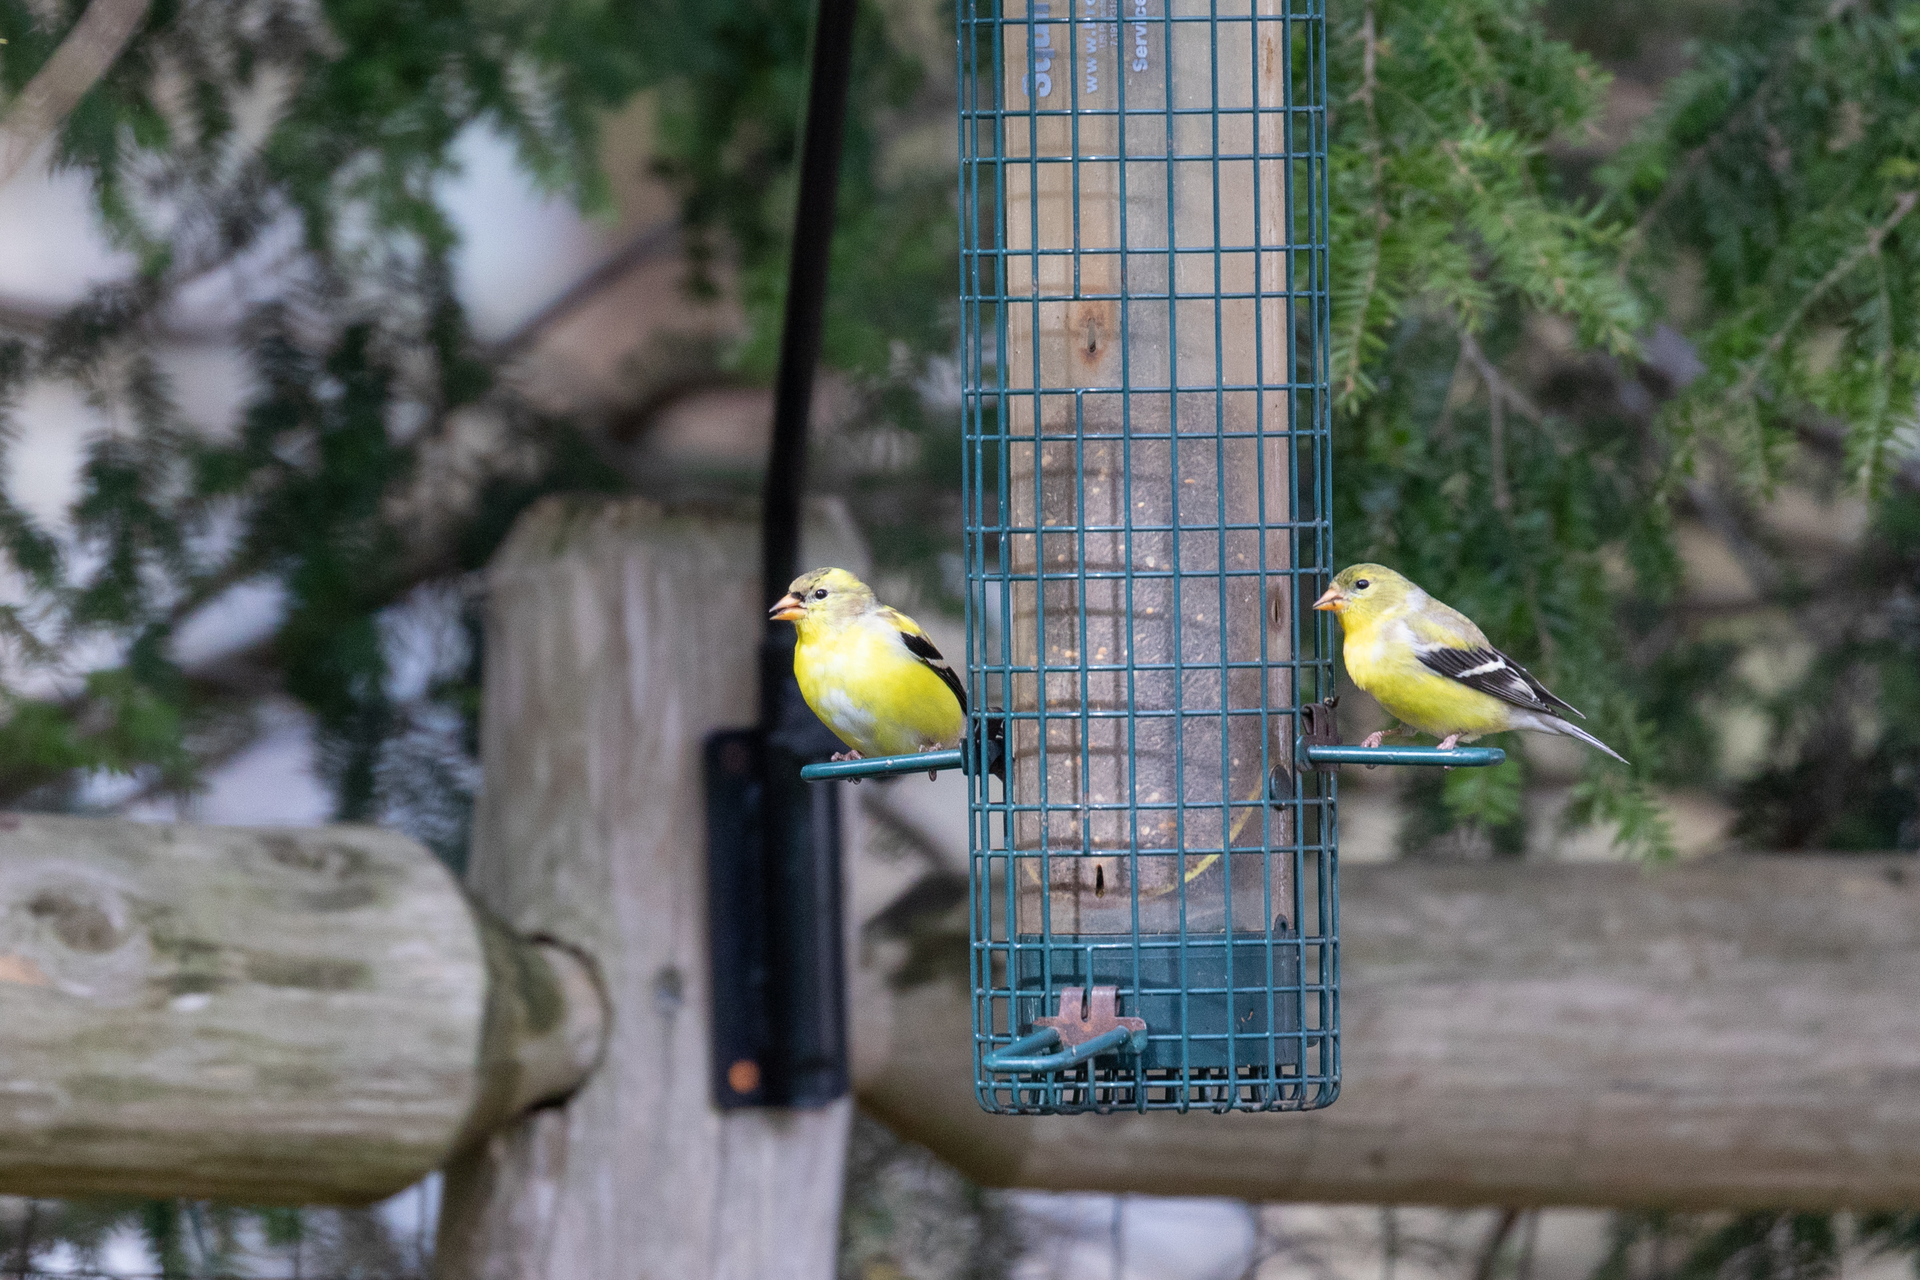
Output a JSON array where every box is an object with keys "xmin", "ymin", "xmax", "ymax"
[
  {"xmin": 1429, "ymin": 340, "xmax": 1471, "ymax": 442},
  {"xmin": 1613, "ymin": 0, "xmax": 1861, "ymax": 270},
  {"xmin": 1435, "ymin": 136, "xmax": 1639, "ymax": 352},
  {"xmin": 488, "ymin": 220, "xmax": 679, "ymax": 359},
  {"xmin": 1457, "ymin": 326, "xmax": 1545, "ymax": 427},
  {"xmin": 1851, "ymin": 252, "xmax": 1899, "ymax": 493},
  {"xmin": 0, "ymin": 292, "xmax": 70, "ymax": 335},
  {"xmin": 0, "ymin": 0, "xmax": 153, "ymax": 186},
  {"xmin": 1460, "ymin": 329, "xmax": 1513, "ymax": 514},
  {"xmin": 1795, "ymin": 414, "xmax": 1920, "ymax": 494},
  {"xmin": 1336, "ymin": 2, "xmax": 1390, "ymax": 407},
  {"xmin": 1616, "ymin": 61, "xmax": 1792, "ymax": 270},
  {"xmin": 1455, "ymin": 327, "xmax": 1559, "ymax": 665},
  {"xmin": 1725, "ymin": 190, "xmax": 1917, "ymax": 407},
  {"xmin": 88, "ymin": 696, "xmax": 264, "ymax": 812},
  {"xmin": 1683, "ymin": 471, "xmax": 1784, "ymax": 598},
  {"xmin": 0, "ymin": 284, "xmax": 230, "ymax": 345}
]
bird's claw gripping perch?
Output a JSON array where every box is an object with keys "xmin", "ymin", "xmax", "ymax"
[{"xmin": 1358, "ymin": 726, "xmax": 1389, "ymax": 765}]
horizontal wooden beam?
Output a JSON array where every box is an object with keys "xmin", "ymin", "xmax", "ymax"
[
  {"xmin": 0, "ymin": 815, "xmax": 604, "ymax": 1205},
  {"xmin": 856, "ymin": 855, "xmax": 1920, "ymax": 1210}
]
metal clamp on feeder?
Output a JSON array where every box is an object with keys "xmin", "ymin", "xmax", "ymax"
[{"xmin": 982, "ymin": 986, "xmax": 1149, "ymax": 1074}]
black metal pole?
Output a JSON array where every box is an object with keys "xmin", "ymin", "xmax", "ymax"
[
  {"xmin": 760, "ymin": 0, "xmax": 860, "ymax": 641},
  {"xmin": 726, "ymin": 0, "xmax": 859, "ymax": 1111}
]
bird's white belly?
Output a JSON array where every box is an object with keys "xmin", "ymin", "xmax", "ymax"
[{"xmin": 813, "ymin": 680, "xmax": 877, "ymax": 746}]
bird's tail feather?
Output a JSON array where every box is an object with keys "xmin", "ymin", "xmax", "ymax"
[{"xmin": 1545, "ymin": 716, "xmax": 1629, "ymax": 765}]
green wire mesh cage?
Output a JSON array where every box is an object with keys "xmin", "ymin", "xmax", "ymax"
[{"xmin": 958, "ymin": 0, "xmax": 1338, "ymax": 1114}]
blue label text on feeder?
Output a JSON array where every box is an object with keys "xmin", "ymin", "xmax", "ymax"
[
  {"xmin": 1083, "ymin": 0, "xmax": 1117, "ymax": 95},
  {"xmin": 1022, "ymin": 4, "xmax": 1055, "ymax": 98}
]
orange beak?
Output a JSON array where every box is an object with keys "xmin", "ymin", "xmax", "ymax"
[
  {"xmin": 769, "ymin": 592, "xmax": 806, "ymax": 622},
  {"xmin": 1312, "ymin": 585, "xmax": 1346, "ymax": 613}
]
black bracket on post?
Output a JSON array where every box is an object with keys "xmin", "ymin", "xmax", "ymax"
[
  {"xmin": 704, "ymin": 0, "xmax": 860, "ymax": 1112},
  {"xmin": 704, "ymin": 719, "xmax": 847, "ymax": 1109}
]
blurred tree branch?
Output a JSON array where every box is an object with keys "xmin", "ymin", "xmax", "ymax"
[{"xmin": 0, "ymin": 0, "xmax": 151, "ymax": 185}]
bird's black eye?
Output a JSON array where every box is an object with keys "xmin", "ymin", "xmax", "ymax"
[
  {"xmin": 812, "ymin": 588, "xmax": 829, "ymax": 599},
  {"xmin": 1354, "ymin": 578, "xmax": 1370, "ymax": 590}
]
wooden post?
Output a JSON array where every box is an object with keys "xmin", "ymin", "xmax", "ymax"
[
  {"xmin": 856, "ymin": 855, "xmax": 1920, "ymax": 1210},
  {"xmin": 436, "ymin": 497, "xmax": 869, "ymax": 1280},
  {"xmin": 0, "ymin": 815, "xmax": 602, "ymax": 1204}
]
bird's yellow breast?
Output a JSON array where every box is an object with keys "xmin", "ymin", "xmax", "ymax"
[
  {"xmin": 1341, "ymin": 616, "xmax": 1515, "ymax": 738},
  {"xmin": 793, "ymin": 617, "xmax": 966, "ymax": 757}
]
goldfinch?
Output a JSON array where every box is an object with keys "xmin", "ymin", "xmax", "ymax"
[
  {"xmin": 1313, "ymin": 564, "xmax": 1628, "ymax": 763},
  {"xmin": 769, "ymin": 567, "xmax": 967, "ymax": 762}
]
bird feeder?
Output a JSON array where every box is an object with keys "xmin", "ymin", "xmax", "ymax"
[
  {"xmin": 954, "ymin": 0, "xmax": 1344, "ymax": 1116},
  {"xmin": 804, "ymin": 0, "xmax": 1500, "ymax": 1114}
]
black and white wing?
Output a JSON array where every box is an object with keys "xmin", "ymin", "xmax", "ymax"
[
  {"xmin": 1417, "ymin": 644, "xmax": 1584, "ymax": 719},
  {"xmin": 886, "ymin": 610, "xmax": 970, "ymax": 715}
]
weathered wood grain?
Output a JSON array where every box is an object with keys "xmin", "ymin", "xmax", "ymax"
[
  {"xmin": 0, "ymin": 816, "xmax": 603, "ymax": 1204},
  {"xmin": 1000, "ymin": 0, "xmax": 1297, "ymax": 933},
  {"xmin": 436, "ymin": 497, "xmax": 866, "ymax": 1280},
  {"xmin": 856, "ymin": 855, "xmax": 1920, "ymax": 1209}
]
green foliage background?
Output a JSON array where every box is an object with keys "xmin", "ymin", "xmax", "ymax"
[{"xmin": 0, "ymin": 0, "xmax": 1902, "ymax": 860}]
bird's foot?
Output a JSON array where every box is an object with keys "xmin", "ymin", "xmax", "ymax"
[
  {"xmin": 829, "ymin": 750, "xmax": 864, "ymax": 762},
  {"xmin": 1436, "ymin": 734, "xmax": 1462, "ymax": 752},
  {"xmin": 1360, "ymin": 730, "xmax": 1388, "ymax": 749}
]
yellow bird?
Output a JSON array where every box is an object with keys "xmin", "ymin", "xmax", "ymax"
[
  {"xmin": 769, "ymin": 567, "xmax": 967, "ymax": 761},
  {"xmin": 1313, "ymin": 563, "xmax": 1628, "ymax": 763}
]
